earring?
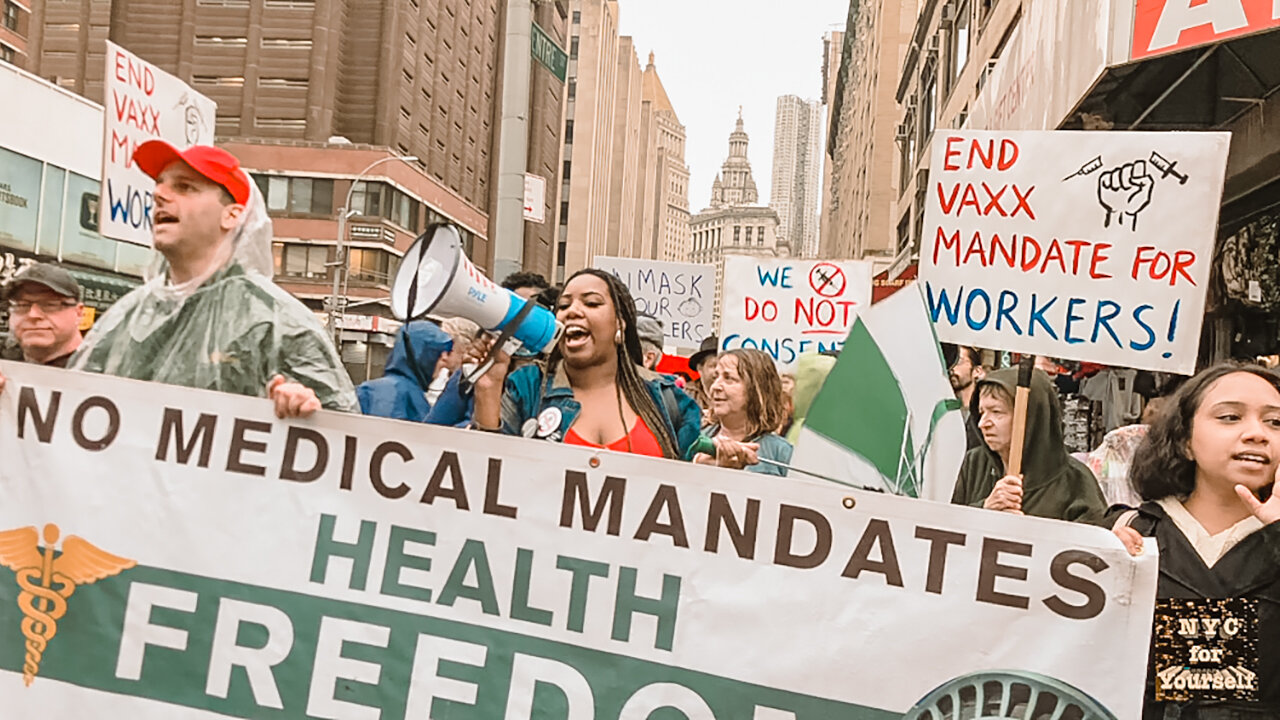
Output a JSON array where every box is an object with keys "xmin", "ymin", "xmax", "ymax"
[{"xmin": 615, "ymin": 329, "xmax": 623, "ymax": 344}]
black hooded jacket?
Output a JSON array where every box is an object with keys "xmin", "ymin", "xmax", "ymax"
[{"xmin": 951, "ymin": 367, "xmax": 1106, "ymax": 523}]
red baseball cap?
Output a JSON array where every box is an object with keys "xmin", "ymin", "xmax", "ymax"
[{"xmin": 132, "ymin": 140, "xmax": 252, "ymax": 205}]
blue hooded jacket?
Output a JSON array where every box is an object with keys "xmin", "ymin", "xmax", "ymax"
[{"xmin": 357, "ymin": 321, "xmax": 452, "ymax": 422}]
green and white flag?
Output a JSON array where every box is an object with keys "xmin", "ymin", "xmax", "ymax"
[{"xmin": 791, "ymin": 283, "xmax": 967, "ymax": 501}]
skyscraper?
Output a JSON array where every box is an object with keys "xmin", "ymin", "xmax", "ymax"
[
  {"xmin": 818, "ymin": 29, "xmax": 844, "ymax": 257},
  {"xmin": 556, "ymin": 0, "xmax": 688, "ymax": 277},
  {"xmin": 770, "ymin": 95, "xmax": 823, "ymax": 258},
  {"xmin": 823, "ymin": 0, "xmax": 920, "ymax": 261}
]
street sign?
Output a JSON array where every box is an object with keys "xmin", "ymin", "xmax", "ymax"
[
  {"xmin": 531, "ymin": 21, "xmax": 567, "ymax": 83},
  {"xmin": 523, "ymin": 173, "xmax": 546, "ymax": 223}
]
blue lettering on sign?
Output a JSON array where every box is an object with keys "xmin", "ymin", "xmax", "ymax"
[
  {"xmin": 106, "ymin": 178, "xmax": 153, "ymax": 232},
  {"xmin": 1092, "ymin": 301, "xmax": 1122, "ymax": 346},
  {"xmin": 722, "ymin": 333, "xmax": 843, "ymax": 365},
  {"xmin": 1028, "ymin": 294, "xmax": 1059, "ymax": 340},
  {"xmin": 756, "ymin": 266, "xmax": 784, "ymax": 287},
  {"xmin": 995, "ymin": 290, "xmax": 1023, "ymax": 335},
  {"xmin": 923, "ymin": 281, "xmax": 1187, "ymax": 359},
  {"xmin": 964, "ymin": 289, "xmax": 992, "ymax": 331},
  {"xmin": 467, "ymin": 287, "xmax": 487, "ymax": 302},
  {"xmin": 1064, "ymin": 297, "xmax": 1088, "ymax": 345},
  {"xmin": 1130, "ymin": 305, "xmax": 1156, "ymax": 351}
]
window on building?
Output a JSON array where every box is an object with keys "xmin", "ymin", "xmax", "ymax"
[
  {"xmin": 560, "ymin": 200, "xmax": 570, "ymax": 221},
  {"xmin": 349, "ymin": 180, "xmax": 382, "ymax": 217},
  {"xmin": 279, "ymin": 243, "xmax": 329, "ymax": 279},
  {"xmin": 261, "ymin": 38, "xmax": 313, "ymax": 49},
  {"xmin": 758, "ymin": 226, "xmax": 765, "ymax": 243},
  {"xmin": 570, "ymin": 36, "xmax": 579, "ymax": 60},
  {"xmin": 194, "ymin": 36, "xmax": 248, "ymax": 47},
  {"xmin": 744, "ymin": 226, "xmax": 753, "ymax": 245},
  {"xmin": 898, "ymin": 116, "xmax": 916, "ymax": 190},
  {"xmin": 951, "ymin": 1, "xmax": 971, "ymax": 84},
  {"xmin": 572, "ymin": 10, "xmax": 580, "ymax": 23},
  {"xmin": 254, "ymin": 175, "xmax": 334, "ymax": 215},
  {"xmin": 390, "ymin": 190, "xmax": 417, "ymax": 230},
  {"xmin": 733, "ymin": 226, "xmax": 740, "ymax": 245},
  {"xmin": 921, "ymin": 70, "xmax": 937, "ymax": 141},
  {"xmin": 562, "ymin": 160, "xmax": 571, "ymax": 180},
  {"xmin": 3, "ymin": 2, "xmax": 19, "ymax": 32},
  {"xmin": 348, "ymin": 248, "xmax": 392, "ymax": 284},
  {"xmin": 564, "ymin": 120, "xmax": 573, "ymax": 143},
  {"xmin": 0, "ymin": 43, "xmax": 14, "ymax": 65},
  {"xmin": 567, "ymin": 79, "xmax": 576, "ymax": 100}
]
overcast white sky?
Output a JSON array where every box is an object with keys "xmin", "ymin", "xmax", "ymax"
[{"xmin": 617, "ymin": 1, "xmax": 849, "ymax": 211}]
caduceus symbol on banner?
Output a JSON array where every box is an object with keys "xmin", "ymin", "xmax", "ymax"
[{"xmin": 0, "ymin": 524, "xmax": 136, "ymax": 685}]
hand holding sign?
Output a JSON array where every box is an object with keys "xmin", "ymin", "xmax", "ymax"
[
  {"xmin": 983, "ymin": 474, "xmax": 1024, "ymax": 514},
  {"xmin": 1098, "ymin": 159, "xmax": 1154, "ymax": 230}
]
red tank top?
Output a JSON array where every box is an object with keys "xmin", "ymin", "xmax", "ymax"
[{"xmin": 564, "ymin": 415, "xmax": 664, "ymax": 457}]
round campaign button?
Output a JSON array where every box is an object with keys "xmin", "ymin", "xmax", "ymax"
[
  {"xmin": 536, "ymin": 407, "xmax": 562, "ymax": 438},
  {"xmin": 521, "ymin": 418, "xmax": 539, "ymax": 438}
]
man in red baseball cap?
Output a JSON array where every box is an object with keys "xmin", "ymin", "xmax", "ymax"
[{"xmin": 0, "ymin": 141, "xmax": 357, "ymax": 416}]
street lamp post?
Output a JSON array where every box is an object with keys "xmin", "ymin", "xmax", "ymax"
[{"xmin": 328, "ymin": 154, "xmax": 417, "ymax": 347}]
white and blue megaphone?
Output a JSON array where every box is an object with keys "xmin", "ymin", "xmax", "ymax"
[{"xmin": 390, "ymin": 223, "xmax": 562, "ymax": 382}]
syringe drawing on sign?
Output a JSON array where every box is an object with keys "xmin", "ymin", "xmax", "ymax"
[{"xmin": 1062, "ymin": 152, "xmax": 1191, "ymax": 232}]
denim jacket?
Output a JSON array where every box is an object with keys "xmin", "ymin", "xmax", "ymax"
[{"xmin": 499, "ymin": 363, "xmax": 701, "ymax": 460}]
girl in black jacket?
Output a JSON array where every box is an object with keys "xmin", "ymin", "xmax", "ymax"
[{"xmin": 1113, "ymin": 363, "xmax": 1280, "ymax": 720}]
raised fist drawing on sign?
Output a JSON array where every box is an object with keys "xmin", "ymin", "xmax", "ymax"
[{"xmin": 1098, "ymin": 159, "xmax": 1154, "ymax": 231}]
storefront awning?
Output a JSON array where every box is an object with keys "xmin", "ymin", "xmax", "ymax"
[
  {"xmin": 1064, "ymin": 29, "xmax": 1280, "ymax": 132},
  {"xmin": 65, "ymin": 268, "xmax": 142, "ymax": 310}
]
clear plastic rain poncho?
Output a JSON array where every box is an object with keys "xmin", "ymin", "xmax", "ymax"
[{"xmin": 68, "ymin": 182, "xmax": 358, "ymax": 411}]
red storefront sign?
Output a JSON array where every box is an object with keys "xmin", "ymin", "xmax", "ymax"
[
  {"xmin": 1131, "ymin": 0, "xmax": 1280, "ymax": 60},
  {"xmin": 871, "ymin": 263, "xmax": 918, "ymax": 304}
]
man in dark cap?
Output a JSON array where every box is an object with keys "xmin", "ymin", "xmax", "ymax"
[
  {"xmin": 636, "ymin": 314, "xmax": 664, "ymax": 371},
  {"xmin": 689, "ymin": 335, "xmax": 719, "ymax": 398},
  {"xmin": 2, "ymin": 263, "xmax": 85, "ymax": 367}
]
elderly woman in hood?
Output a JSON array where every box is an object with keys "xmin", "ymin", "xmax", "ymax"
[{"xmin": 951, "ymin": 367, "xmax": 1106, "ymax": 523}]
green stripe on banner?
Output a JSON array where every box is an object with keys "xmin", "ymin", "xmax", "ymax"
[
  {"xmin": 0, "ymin": 566, "xmax": 897, "ymax": 719},
  {"xmin": 803, "ymin": 319, "xmax": 914, "ymax": 492}
]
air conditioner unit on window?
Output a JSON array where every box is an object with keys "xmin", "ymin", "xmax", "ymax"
[
  {"xmin": 895, "ymin": 123, "xmax": 910, "ymax": 142},
  {"xmin": 927, "ymin": 35, "xmax": 940, "ymax": 54},
  {"xmin": 940, "ymin": 3, "xmax": 957, "ymax": 26}
]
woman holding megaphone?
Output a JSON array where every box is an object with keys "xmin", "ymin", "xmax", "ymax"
[{"xmin": 469, "ymin": 269, "xmax": 702, "ymax": 460}]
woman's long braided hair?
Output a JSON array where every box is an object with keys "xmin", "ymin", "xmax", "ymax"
[{"xmin": 548, "ymin": 269, "xmax": 678, "ymax": 459}]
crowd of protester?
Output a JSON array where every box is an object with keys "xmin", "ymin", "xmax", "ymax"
[{"xmin": 2, "ymin": 142, "xmax": 1280, "ymax": 717}]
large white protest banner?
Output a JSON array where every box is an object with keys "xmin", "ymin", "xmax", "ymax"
[
  {"xmin": 102, "ymin": 41, "xmax": 217, "ymax": 246},
  {"xmin": 720, "ymin": 255, "xmax": 873, "ymax": 366},
  {"xmin": 594, "ymin": 256, "xmax": 714, "ymax": 348},
  {"xmin": 919, "ymin": 130, "xmax": 1228, "ymax": 374},
  {"xmin": 0, "ymin": 362, "xmax": 1156, "ymax": 718}
]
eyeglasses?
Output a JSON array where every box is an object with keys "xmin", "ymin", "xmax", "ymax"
[{"xmin": 8, "ymin": 300, "xmax": 79, "ymax": 315}]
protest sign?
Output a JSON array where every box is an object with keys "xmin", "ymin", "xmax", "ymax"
[
  {"xmin": 594, "ymin": 256, "xmax": 714, "ymax": 347},
  {"xmin": 919, "ymin": 130, "xmax": 1229, "ymax": 374},
  {"xmin": 102, "ymin": 41, "xmax": 217, "ymax": 246},
  {"xmin": 0, "ymin": 361, "xmax": 1157, "ymax": 718},
  {"xmin": 720, "ymin": 255, "xmax": 873, "ymax": 365}
]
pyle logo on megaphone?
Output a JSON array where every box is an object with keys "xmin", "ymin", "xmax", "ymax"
[{"xmin": 391, "ymin": 224, "xmax": 562, "ymax": 356}]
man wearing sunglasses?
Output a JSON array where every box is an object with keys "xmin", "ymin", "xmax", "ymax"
[{"xmin": 2, "ymin": 264, "xmax": 85, "ymax": 368}]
